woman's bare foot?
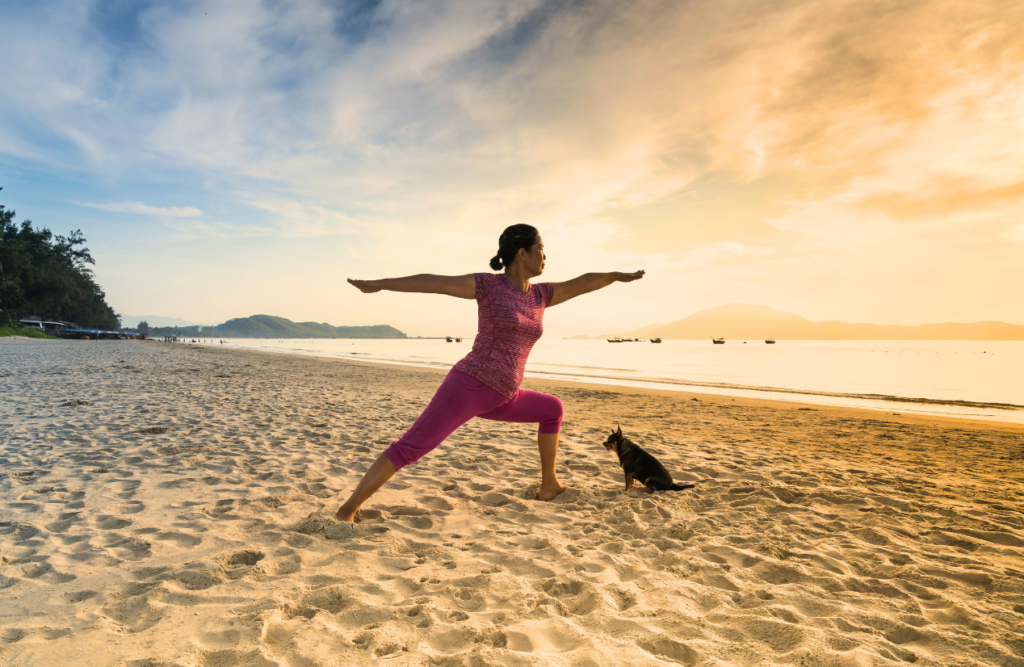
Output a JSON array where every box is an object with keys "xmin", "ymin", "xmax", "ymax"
[
  {"xmin": 335, "ymin": 455, "xmax": 397, "ymax": 523},
  {"xmin": 537, "ymin": 481, "xmax": 569, "ymax": 501},
  {"xmin": 336, "ymin": 507, "xmax": 359, "ymax": 523}
]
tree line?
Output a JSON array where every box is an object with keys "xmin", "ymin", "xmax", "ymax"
[{"xmin": 0, "ymin": 188, "xmax": 120, "ymax": 329}]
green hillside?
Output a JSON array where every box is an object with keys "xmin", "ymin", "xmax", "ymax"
[{"xmin": 148, "ymin": 315, "xmax": 406, "ymax": 339}]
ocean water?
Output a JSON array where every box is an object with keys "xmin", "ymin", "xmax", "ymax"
[{"xmin": 200, "ymin": 338, "xmax": 1024, "ymax": 423}]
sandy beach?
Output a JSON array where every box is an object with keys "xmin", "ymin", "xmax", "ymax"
[{"xmin": 2, "ymin": 338, "xmax": 1023, "ymax": 667}]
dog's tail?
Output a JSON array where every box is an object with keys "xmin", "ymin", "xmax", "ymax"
[{"xmin": 668, "ymin": 482, "xmax": 696, "ymax": 491}]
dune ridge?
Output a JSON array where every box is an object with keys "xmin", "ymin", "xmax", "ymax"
[{"xmin": 1, "ymin": 339, "xmax": 1023, "ymax": 666}]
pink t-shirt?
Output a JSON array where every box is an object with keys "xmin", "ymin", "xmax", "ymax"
[{"xmin": 452, "ymin": 273, "xmax": 554, "ymax": 398}]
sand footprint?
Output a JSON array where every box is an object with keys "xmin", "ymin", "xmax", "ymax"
[
  {"xmin": 636, "ymin": 636, "xmax": 699, "ymax": 666},
  {"xmin": 477, "ymin": 492, "xmax": 528, "ymax": 512},
  {"xmin": 292, "ymin": 511, "xmax": 387, "ymax": 539},
  {"xmin": 386, "ymin": 506, "xmax": 435, "ymax": 530},
  {"xmin": 419, "ymin": 495, "xmax": 454, "ymax": 510},
  {"xmin": 65, "ymin": 589, "xmax": 99, "ymax": 603},
  {"xmin": 603, "ymin": 584, "xmax": 637, "ymax": 611},
  {"xmin": 113, "ymin": 480, "xmax": 142, "ymax": 500},
  {"xmin": 119, "ymin": 501, "xmax": 145, "ymax": 514},
  {"xmin": 154, "ymin": 531, "xmax": 202, "ymax": 548},
  {"xmin": 447, "ymin": 586, "xmax": 486, "ymax": 611},
  {"xmin": 541, "ymin": 578, "xmax": 601, "ymax": 615},
  {"xmin": 95, "ymin": 515, "xmax": 132, "ymax": 530},
  {"xmin": 100, "ymin": 592, "xmax": 164, "ymax": 633},
  {"xmin": 44, "ymin": 512, "xmax": 83, "ymax": 534},
  {"xmin": 107, "ymin": 536, "xmax": 152, "ymax": 561},
  {"xmin": 220, "ymin": 550, "xmax": 265, "ymax": 579},
  {"xmin": 158, "ymin": 562, "xmax": 226, "ymax": 591},
  {"xmin": 280, "ymin": 584, "xmax": 352, "ymax": 620},
  {"xmin": 21, "ymin": 561, "xmax": 76, "ymax": 584}
]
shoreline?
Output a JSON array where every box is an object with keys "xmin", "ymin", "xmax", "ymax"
[
  {"xmin": 190, "ymin": 341, "xmax": 1024, "ymax": 433},
  {"xmin": 190, "ymin": 338, "xmax": 1024, "ymax": 425},
  {"xmin": 12, "ymin": 336, "xmax": 1019, "ymax": 420}
]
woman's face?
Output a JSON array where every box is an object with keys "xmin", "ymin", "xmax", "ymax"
[{"xmin": 520, "ymin": 234, "xmax": 546, "ymax": 276}]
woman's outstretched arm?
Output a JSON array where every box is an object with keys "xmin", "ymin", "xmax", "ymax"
[
  {"xmin": 548, "ymin": 271, "xmax": 644, "ymax": 307},
  {"xmin": 348, "ymin": 275, "xmax": 476, "ymax": 300}
]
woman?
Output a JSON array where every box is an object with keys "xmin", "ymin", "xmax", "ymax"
[{"xmin": 337, "ymin": 224, "xmax": 644, "ymax": 522}]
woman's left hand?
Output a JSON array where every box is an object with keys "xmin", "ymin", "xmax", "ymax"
[
  {"xmin": 348, "ymin": 278, "xmax": 383, "ymax": 293},
  {"xmin": 550, "ymin": 270, "xmax": 644, "ymax": 307}
]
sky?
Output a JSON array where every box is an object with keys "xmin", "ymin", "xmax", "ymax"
[{"xmin": 1, "ymin": 0, "xmax": 1022, "ymax": 337}]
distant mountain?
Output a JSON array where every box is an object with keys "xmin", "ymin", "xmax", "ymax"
[
  {"xmin": 602, "ymin": 305, "xmax": 1024, "ymax": 340},
  {"xmin": 148, "ymin": 314, "xmax": 406, "ymax": 339},
  {"xmin": 121, "ymin": 315, "xmax": 206, "ymax": 328},
  {"xmin": 595, "ymin": 322, "xmax": 664, "ymax": 340},
  {"xmin": 562, "ymin": 334, "xmax": 591, "ymax": 340}
]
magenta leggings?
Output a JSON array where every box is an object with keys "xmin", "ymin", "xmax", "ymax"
[{"xmin": 382, "ymin": 370, "xmax": 564, "ymax": 471}]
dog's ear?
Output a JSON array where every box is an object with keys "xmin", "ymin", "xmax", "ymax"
[{"xmin": 616, "ymin": 424, "xmax": 622, "ymax": 436}]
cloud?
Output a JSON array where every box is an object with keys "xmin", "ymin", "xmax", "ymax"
[
  {"xmin": 74, "ymin": 200, "xmax": 203, "ymax": 217},
  {"xmin": 245, "ymin": 198, "xmax": 361, "ymax": 237},
  {"xmin": 11, "ymin": 0, "xmax": 1024, "ymax": 226},
  {"xmin": 4, "ymin": 0, "xmax": 1024, "ymax": 327},
  {"xmin": 161, "ymin": 218, "xmax": 260, "ymax": 241},
  {"xmin": 1008, "ymin": 223, "xmax": 1024, "ymax": 244},
  {"xmin": 858, "ymin": 178, "xmax": 1024, "ymax": 220},
  {"xmin": 673, "ymin": 242, "xmax": 776, "ymax": 270}
]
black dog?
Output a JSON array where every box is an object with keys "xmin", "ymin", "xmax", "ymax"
[{"xmin": 603, "ymin": 426, "xmax": 694, "ymax": 493}]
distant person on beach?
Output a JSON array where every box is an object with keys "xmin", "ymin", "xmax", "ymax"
[{"xmin": 337, "ymin": 224, "xmax": 644, "ymax": 522}]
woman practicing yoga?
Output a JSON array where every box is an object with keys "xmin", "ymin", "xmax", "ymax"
[{"xmin": 337, "ymin": 224, "xmax": 644, "ymax": 522}]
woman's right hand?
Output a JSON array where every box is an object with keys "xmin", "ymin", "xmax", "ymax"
[
  {"xmin": 346, "ymin": 275, "xmax": 474, "ymax": 298},
  {"xmin": 616, "ymin": 270, "xmax": 645, "ymax": 283},
  {"xmin": 348, "ymin": 278, "xmax": 383, "ymax": 293}
]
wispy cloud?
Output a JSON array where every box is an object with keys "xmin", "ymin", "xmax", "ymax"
[
  {"xmin": 674, "ymin": 243, "xmax": 776, "ymax": 270},
  {"xmin": 245, "ymin": 198, "xmax": 361, "ymax": 237},
  {"xmin": 75, "ymin": 201, "xmax": 203, "ymax": 217}
]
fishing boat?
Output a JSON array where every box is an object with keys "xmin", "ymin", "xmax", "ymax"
[
  {"xmin": 446, "ymin": 336, "xmax": 453, "ymax": 342},
  {"xmin": 712, "ymin": 338, "xmax": 725, "ymax": 344},
  {"xmin": 607, "ymin": 338, "xmax": 624, "ymax": 343},
  {"xmin": 650, "ymin": 338, "xmax": 662, "ymax": 343},
  {"xmin": 765, "ymin": 337, "xmax": 776, "ymax": 344},
  {"xmin": 455, "ymin": 337, "xmax": 462, "ymax": 342}
]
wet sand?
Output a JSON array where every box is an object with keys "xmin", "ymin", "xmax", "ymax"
[{"xmin": 1, "ymin": 338, "xmax": 1023, "ymax": 666}]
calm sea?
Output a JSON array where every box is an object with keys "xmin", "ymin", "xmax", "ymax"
[{"xmin": 202, "ymin": 338, "xmax": 1024, "ymax": 424}]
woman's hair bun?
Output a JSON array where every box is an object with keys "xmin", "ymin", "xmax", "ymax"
[{"xmin": 489, "ymin": 224, "xmax": 539, "ymax": 271}]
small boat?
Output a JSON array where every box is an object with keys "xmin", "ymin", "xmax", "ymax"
[
  {"xmin": 765, "ymin": 337, "xmax": 776, "ymax": 344},
  {"xmin": 650, "ymin": 338, "xmax": 662, "ymax": 343},
  {"xmin": 446, "ymin": 336, "xmax": 453, "ymax": 343},
  {"xmin": 712, "ymin": 338, "xmax": 725, "ymax": 344},
  {"xmin": 607, "ymin": 338, "xmax": 623, "ymax": 343},
  {"xmin": 455, "ymin": 337, "xmax": 462, "ymax": 343}
]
